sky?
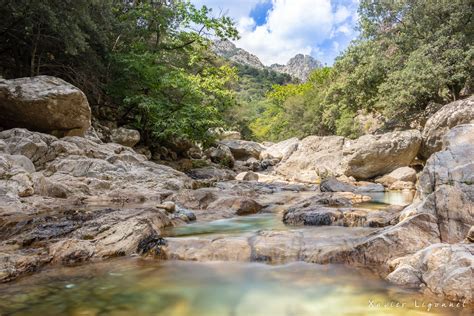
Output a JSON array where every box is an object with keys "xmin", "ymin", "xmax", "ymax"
[{"xmin": 191, "ymin": 0, "xmax": 360, "ymax": 66}]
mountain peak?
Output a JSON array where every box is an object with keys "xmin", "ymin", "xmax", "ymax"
[
  {"xmin": 271, "ymin": 54, "xmax": 322, "ymax": 81},
  {"xmin": 212, "ymin": 40, "xmax": 265, "ymax": 70},
  {"xmin": 213, "ymin": 40, "xmax": 322, "ymax": 82}
]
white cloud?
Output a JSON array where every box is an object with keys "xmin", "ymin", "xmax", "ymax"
[
  {"xmin": 192, "ymin": 0, "xmax": 359, "ymax": 65},
  {"xmin": 237, "ymin": 16, "xmax": 257, "ymax": 33},
  {"xmin": 236, "ymin": 0, "xmax": 358, "ymax": 65}
]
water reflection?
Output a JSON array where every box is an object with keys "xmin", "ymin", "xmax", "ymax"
[{"xmin": 0, "ymin": 259, "xmax": 455, "ymax": 316}]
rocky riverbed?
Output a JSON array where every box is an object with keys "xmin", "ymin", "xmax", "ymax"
[{"xmin": 0, "ymin": 76, "xmax": 473, "ymax": 313}]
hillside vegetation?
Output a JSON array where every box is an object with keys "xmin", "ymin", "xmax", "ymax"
[{"xmin": 247, "ymin": 0, "xmax": 473, "ymax": 141}]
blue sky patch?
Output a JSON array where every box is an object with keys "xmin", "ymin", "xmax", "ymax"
[{"xmin": 249, "ymin": 0, "xmax": 273, "ymax": 26}]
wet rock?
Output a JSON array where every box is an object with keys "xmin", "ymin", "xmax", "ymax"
[
  {"xmin": 419, "ymin": 96, "xmax": 474, "ymax": 160},
  {"xmin": 219, "ymin": 140, "xmax": 264, "ymax": 160},
  {"xmin": 49, "ymin": 239, "xmax": 95, "ymax": 265},
  {"xmin": 282, "ymin": 193, "xmax": 373, "ymax": 226},
  {"xmin": 208, "ymin": 196, "xmax": 263, "ymax": 216},
  {"xmin": 174, "ymin": 207, "xmax": 196, "ymax": 222},
  {"xmin": 251, "ymin": 230, "xmax": 303, "ymax": 263},
  {"xmin": 320, "ymin": 177, "xmax": 356, "ymax": 192},
  {"xmin": 0, "ymin": 76, "xmax": 91, "ymax": 137},
  {"xmin": 353, "ymin": 182, "xmax": 385, "ymax": 193},
  {"xmin": 136, "ymin": 235, "xmax": 167, "ymax": 257},
  {"xmin": 110, "ymin": 128, "xmax": 140, "ymax": 147},
  {"xmin": 164, "ymin": 236, "xmax": 251, "ymax": 261},
  {"xmin": 334, "ymin": 213, "xmax": 441, "ymax": 270}
]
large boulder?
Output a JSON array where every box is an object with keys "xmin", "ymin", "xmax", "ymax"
[
  {"xmin": 219, "ymin": 140, "xmax": 265, "ymax": 160},
  {"xmin": 343, "ymin": 130, "xmax": 421, "ymax": 180},
  {"xmin": 276, "ymin": 130, "xmax": 421, "ymax": 182},
  {"xmin": 419, "ymin": 96, "xmax": 474, "ymax": 160},
  {"xmin": 110, "ymin": 127, "xmax": 140, "ymax": 147},
  {"xmin": 375, "ymin": 167, "xmax": 417, "ymax": 188},
  {"xmin": 0, "ymin": 76, "xmax": 91, "ymax": 137},
  {"xmin": 276, "ymin": 136, "xmax": 347, "ymax": 183},
  {"xmin": 401, "ymin": 124, "xmax": 474, "ymax": 243},
  {"xmin": 260, "ymin": 137, "xmax": 299, "ymax": 161}
]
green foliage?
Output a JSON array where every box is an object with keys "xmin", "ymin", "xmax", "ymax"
[
  {"xmin": 0, "ymin": 0, "xmax": 115, "ymax": 101},
  {"xmin": 107, "ymin": 0, "xmax": 238, "ymax": 146},
  {"xmin": 222, "ymin": 63, "xmax": 294, "ymax": 140},
  {"xmin": 1, "ymin": 0, "xmax": 239, "ymax": 146},
  {"xmin": 248, "ymin": 0, "xmax": 473, "ymax": 140}
]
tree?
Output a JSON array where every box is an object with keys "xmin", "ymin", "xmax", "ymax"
[
  {"xmin": 0, "ymin": 0, "xmax": 115, "ymax": 101},
  {"xmin": 107, "ymin": 0, "xmax": 239, "ymax": 145}
]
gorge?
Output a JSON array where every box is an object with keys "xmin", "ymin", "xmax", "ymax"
[
  {"xmin": 0, "ymin": 0, "xmax": 472, "ymax": 315},
  {"xmin": 0, "ymin": 76, "xmax": 472, "ymax": 315}
]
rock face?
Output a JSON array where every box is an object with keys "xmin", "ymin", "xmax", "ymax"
[
  {"xmin": 110, "ymin": 127, "xmax": 140, "ymax": 147},
  {"xmin": 401, "ymin": 124, "xmax": 474, "ymax": 243},
  {"xmin": 270, "ymin": 54, "xmax": 322, "ymax": 81},
  {"xmin": 343, "ymin": 130, "xmax": 421, "ymax": 180},
  {"xmin": 0, "ymin": 76, "xmax": 91, "ymax": 137},
  {"xmin": 212, "ymin": 40, "xmax": 265, "ymax": 69},
  {"xmin": 276, "ymin": 130, "xmax": 421, "ymax": 182},
  {"xmin": 219, "ymin": 140, "xmax": 265, "ymax": 161},
  {"xmin": 213, "ymin": 40, "xmax": 321, "ymax": 82},
  {"xmin": 260, "ymin": 137, "xmax": 299, "ymax": 161},
  {"xmin": 419, "ymin": 96, "xmax": 474, "ymax": 160},
  {"xmin": 387, "ymin": 243, "xmax": 473, "ymax": 303}
]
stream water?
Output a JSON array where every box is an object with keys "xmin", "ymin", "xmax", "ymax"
[{"xmin": 2, "ymin": 190, "xmax": 459, "ymax": 316}]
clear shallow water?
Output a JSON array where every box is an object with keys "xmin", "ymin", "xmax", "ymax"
[
  {"xmin": 2, "ymin": 191, "xmax": 443, "ymax": 316},
  {"xmin": 0, "ymin": 259, "xmax": 457, "ymax": 316},
  {"xmin": 164, "ymin": 191, "xmax": 415, "ymax": 237},
  {"xmin": 365, "ymin": 190, "xmax": 415, "ymax": 206},
  {"xmin": 163, "ymin": 213, "xmax": 287, "ymax": 237}
]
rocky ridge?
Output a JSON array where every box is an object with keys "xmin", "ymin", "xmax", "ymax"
[{"xmin": 213, "ymin": 40, "xmax": 321, "ymax": 81}]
